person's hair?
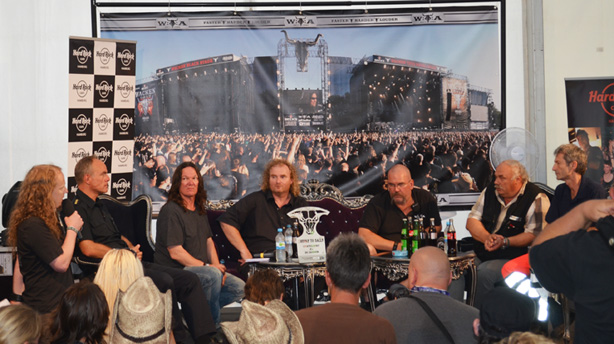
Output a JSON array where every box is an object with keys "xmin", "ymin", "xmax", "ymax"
[
  {"xmin": 496, "ymin": 331, "xmax": 555, "ymax": 344},
  {"xmin": 260, "ymin": 159, "xmax": 300, "ymax": 196},
  {"xmin": 74, "ymin": 155, "xmax": 98, "ymax": 184},
  {"xmin": 8, "ymin": 164, "xmax": 62, "ymax": 247},
  {"xmin": 93, "ymin": 248, "xmax": 144, "ymax": 336},
  {"xmin": 554, "ymin": 143, "xmax": 587, "ymax": 175},
  {"xmin": 326, "ymin": 233, "xmax": 371, "ymax": 293},
  {"xmin": 576, "ymin": 129, "xmax": 588, "ymax": 140},
  {"xmin": 167, "ymin": 161, "xmax": 208, "ymax": 215},
  {"xmin": 499, "ymin": 160, "xmax": 529, "ymax": 183},
  {"xmin": 47, "ymin": 280, "xmax": 109, "ymax": 344},
  {"xmin": 244, "ymin": 269, "xmax": 285, "ymax": 305},
  {"xmin": 0, "ymin": 304, "xmax": 43, "ymax": 344}
]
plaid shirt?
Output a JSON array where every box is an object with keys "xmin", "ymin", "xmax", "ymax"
[{"xmin": 468, "ymin": 182, "xmax": 550, "ymax": 236}]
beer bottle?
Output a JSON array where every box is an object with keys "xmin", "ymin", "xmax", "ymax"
[
  {"xmin": 447, "ymin": 218, "xmax": 457, "ymax": 257},
  {"xmin": 411, "ymin": 216, "xmax": 420, "ymax": 253},
  {"xmin": 419, "ymin": 217, "xmax": 427, "ymax": 248},
  {"xmin": 401, "ymin": 218, "xmax": 408, "ymax": 252},
  {"xmin": 292, "ymin": 221, "xmax": 300, "ymax": 259},
  {"xmin": 437, "ymin": 221, "xmax": 448, "ymax": 252},
  {"xmin": 428, "ymin": 217, "xmax": 438, "ymax": 247}
]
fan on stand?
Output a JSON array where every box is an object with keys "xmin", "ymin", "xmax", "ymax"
[{"xmin": 489, "ymin": 127, "xmax": 540, "ymax": 180}]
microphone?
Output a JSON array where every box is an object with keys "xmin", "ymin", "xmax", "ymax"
[
  {"xmin": 61, "ymin": 199, "xmax": 81, "ymax": 239},
  {"xmin": 61, "ymin": 199, "xmax": 75, "ymax": 217}
]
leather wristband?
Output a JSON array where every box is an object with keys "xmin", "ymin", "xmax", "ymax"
[
  {"xmin": 9, "ymin": 293, "xmax": 23, "ymax": 303},
  {"xmin": 393, "ymin": 241, "xmax": 399, "ymax": 251}
]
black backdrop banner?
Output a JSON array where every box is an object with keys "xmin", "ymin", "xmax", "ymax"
[
  {"xmin": 565, "ymin": 77, "xmax": 614, "ymax": 192},
  {"xmin": 99, "ymin": 6, "xmax": 503, "ymax": 203}
]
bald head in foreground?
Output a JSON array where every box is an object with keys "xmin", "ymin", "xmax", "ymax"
[{"xmin": 375, "ymin": 247, "xmax": 479, "ymax": 344}]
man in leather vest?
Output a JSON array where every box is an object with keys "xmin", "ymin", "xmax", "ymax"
[{"xmin": 466, "ymin": 160, "xmax": 550, "ymax": 308}]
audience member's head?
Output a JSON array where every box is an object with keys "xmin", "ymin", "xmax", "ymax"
[
  {"xmin": 47, "ymin": 280, "xmax": 109, "ymax": 344},
  {"xmin": 407, "ymin": 246, "xmax": 451, "ymax": 290},
  {"xmin": 496, "ymin": 331, "xmax": 555, "ymax": 344},
  {"xmin": 326, "ymin": 232, "xmax": 371, "ymax": 293},
  {"xmin": 474, "ymin": 286, "xmax": 537, "ymax": 344},
  {"xmin": 221, "ymin": 300, "xmax": 304, "ymax": 344},
  {"xmin": 93, "ymin": 249, "xmax": 144, "ymax": 339},
  {"xmin": 109, "ymin": 276, "xmax": 172, "ymax": 344},
  {"xmin": 0, "ymin": 304, "xmax": 43, "ymax": 344},
  {"xmin": 244, "ymin": 269, "xmax": 285, "ymax": 305}
]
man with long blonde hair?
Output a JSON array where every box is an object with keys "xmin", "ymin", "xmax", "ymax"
[{"xmin": 219, "ymin": 158, "xmax": 307, "ymax": 263}]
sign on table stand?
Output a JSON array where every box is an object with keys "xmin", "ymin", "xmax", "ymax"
[{"xmin": 287, "ymin": 207, "xmax": 329, "ymax": 263}]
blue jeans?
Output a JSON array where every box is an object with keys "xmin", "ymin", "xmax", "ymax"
[{"xmin": 185, "ymin": 265, "xmax": 245, "ymax": 325}]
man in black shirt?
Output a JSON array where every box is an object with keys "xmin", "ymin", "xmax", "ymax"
[
  {"xmin": 219, "ymin": 159, "xmax": 308, "ymax": 260},
  {"xmin": 359, "ymin": 164, "xmax": 441, "ymax": 255},
  {"xmin": 73, "ymin": 156, "xmax": 215, "ymax": 344}
]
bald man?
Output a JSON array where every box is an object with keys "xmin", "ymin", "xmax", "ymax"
[
  {"xmin": 375, "ymin": 247, "xmax": 479, "ymax": 344},
  {"xmin": 359, "ymin": 164, "xmax": 441, "ymax": 255}
]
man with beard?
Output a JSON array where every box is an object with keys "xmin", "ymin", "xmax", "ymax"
[{"xmin": 358, "ymin": 164, "xmax": 441, "ymax": 256}]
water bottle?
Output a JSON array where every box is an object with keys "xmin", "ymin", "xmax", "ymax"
[
  {"xmin": 275, "ymin": 228, "xmax": 286, "ymax": 262},
  {"xmin": 284, "ymin": 224, "xmax": 293, "ymax": 262}
]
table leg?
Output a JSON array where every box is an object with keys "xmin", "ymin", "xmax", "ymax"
[{"xmin": 467, "ymin": 262, "xmax": 477, "ymax": 306}]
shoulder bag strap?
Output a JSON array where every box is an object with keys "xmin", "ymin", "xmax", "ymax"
[{"xmin": 408, "ymin": 295, "xmax": 456, "ymax": 344}]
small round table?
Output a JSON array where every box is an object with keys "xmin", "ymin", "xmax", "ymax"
[{"xmin": 369, "ymin": 251, "xmax": 477, "ymax": 308}]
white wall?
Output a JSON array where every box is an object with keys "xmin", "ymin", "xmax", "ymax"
[
  {"xmin": 543, "ymin": 0, "xmax": 614, "ymax": 186},
  {"xmin": 1, "ymin": 1, "xmax": 91, "ymax": 193}
]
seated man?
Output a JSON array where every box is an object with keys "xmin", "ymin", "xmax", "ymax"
[
  {"xmin": 547, "ymin": 143, "xmax": 606, "ymax": 223},
  {"xmin": 359, "ymin": 164, "xmax": 441, "ymax": 255},
  {"xmin": 154, "ymin": 162, "xmax": 245, "ymax": 326},
  {"xmin": 466, "ymin": 159, "xmax": 550, "ymax": 308},
  {"xmin": 374, "ymin": 246, "xmax": 478, "ymax": 344},
  {"xmin": 218, "ymin": 159, "xmax": 308, "ymax": 263},
  {"xmin": 73, "ymin": 156, "xmax": 215, "ymax": 343},
  {"xmin": 295, "ymin": 233, "xmax": 396, "ymax": 344},
  {"xmin": 530, "ymin": 199, "xmax": 614, "ymax": 344}
]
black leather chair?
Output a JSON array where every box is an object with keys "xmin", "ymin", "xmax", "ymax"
[
  {"xmin": 98, "ymin": 194, "xmax": 155, "ymax": 262},
  {"xmin": 74, "ymin": 194, "xmax": 155, "ymax": 276}
]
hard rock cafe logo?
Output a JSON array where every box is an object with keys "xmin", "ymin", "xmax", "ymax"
[
  {"xmin": 116, "ymin": 113, "xmax": 134, "ymax": 131},
  {"xmin": 113, "ymin": 178, "xmax": 131, "ymax": 196},
  {"xmin": 71, "ymin": 148, "xmax": 88, "ymax": 162},
  {"xmin": 96, "ymin": 48, "xmax": 114, "ymax": 65},
  {"xmin": 73, "ymin": 80, "xmax": 91, "ymax": 98},
  {"xmin": 118, "ymin": 49, "xmax": 135, "ymax": 67},
  {"xmin": 72, "ymin": 46, "xmax": 92, "ymax": 64},
  {"xmin": 114, "ymin": 146, "xmax": 132, "ymax": 163},
  {"xmin": 95, "ymin": 114, "xmax": 112, "ymax": 131},
  {"xmin": 96, "ymin": 80, "xmax": 113, "ymax": 99},
  {"xmin": 117, "ymin": 82, "xmax": 134, "ymax": 99},
  {"xmin": 588, "ymin": 83, "xmax": 614, "ymax": 117},
  {"xmin": 72, "ymin": 114, "xmax": 91, "ymax": 132},
  {"xmin": 95, "ymin": 146, "xmax": 111, "ymax": 163}
]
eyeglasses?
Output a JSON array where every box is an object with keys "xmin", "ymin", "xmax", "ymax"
[
  {"xmin": 311, "ymin": 97, "xmax": 317, "ymax": 100},
  {"xmin": 387, "ymin": 182, "xmax": 409, "ymax": 190}
]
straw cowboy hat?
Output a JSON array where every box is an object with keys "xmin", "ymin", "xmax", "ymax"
[
  {"xmin": 109, "ymin": 276, "xmax": 172, "ymax": 344},
  {"xmin": 221, "ymin": 299, "xmax": 304, "ymax": 344}
]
